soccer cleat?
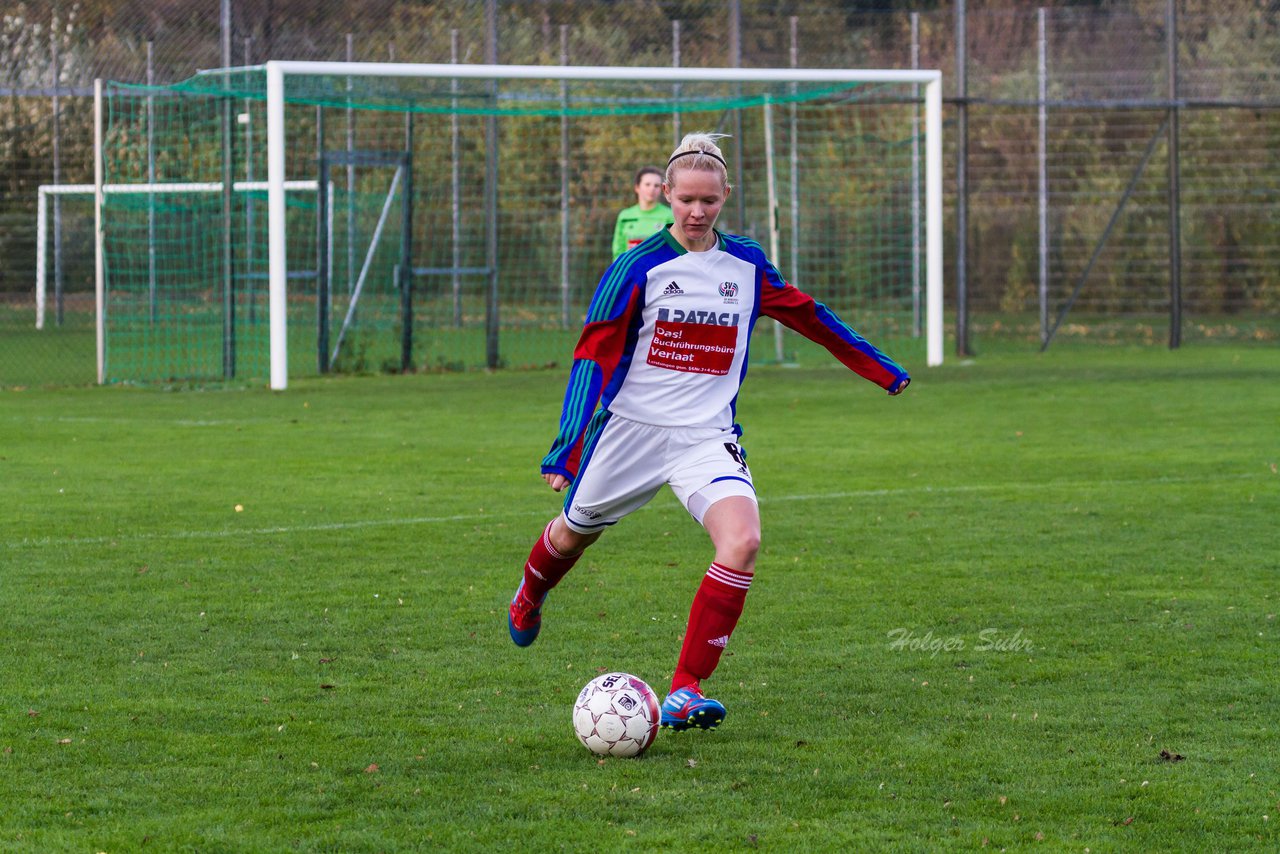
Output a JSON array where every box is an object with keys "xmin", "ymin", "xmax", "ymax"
[
  {"xmin": 660, "ymin": 685, "xmax": 726, "ymax": 731},
  {"xmin": 508, "ymin": 581, "xmax": 543, "ymax": 647}
]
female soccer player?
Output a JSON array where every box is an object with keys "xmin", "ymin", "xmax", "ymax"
[
  {"xmin": 611, "ymin": 166, "xmax": 674, "ymax": 258},
  {"xmin": 509, "ymin": 132, "xmax": 910, "ymax": 732}
]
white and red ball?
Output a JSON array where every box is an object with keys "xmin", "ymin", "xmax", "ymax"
[{"xmin": 572, "ymin": 672, "xmax": 660, "ymax": 757}]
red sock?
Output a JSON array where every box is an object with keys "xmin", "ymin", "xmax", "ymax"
[
  {"xmin": 520, "ymin": 521, "xmax": 581, "ymax": 604},
  {"xmin": 671, "ymin": 563, "xmax": 752, "ymax": 693}
]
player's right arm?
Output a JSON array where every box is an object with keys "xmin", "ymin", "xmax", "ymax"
[{"xmin": 540, "ymin": 261, "xmax": 645, "ymax": 483}]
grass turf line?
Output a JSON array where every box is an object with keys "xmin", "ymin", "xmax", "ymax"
[{"xmin": 0, "ymin": 346, "xmax": 1277, "ymax": 851}]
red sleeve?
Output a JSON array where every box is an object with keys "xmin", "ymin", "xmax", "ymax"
[
  {"xmin": 759, "ymin": 275, "xmax": 908, "ymax": 390},
  {"xmin": 572, "ymin": 284, "xmax": 643, "ymax": 399}
]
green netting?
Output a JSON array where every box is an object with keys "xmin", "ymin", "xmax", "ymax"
[
  {"xmin": 102, "ymin": 68, "xmax": 927, "ymax": 384},
  {"xmin": 152, "ymin": 68, "xmax": 890, "ymax": 116}
]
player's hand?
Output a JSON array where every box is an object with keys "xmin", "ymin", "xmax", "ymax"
[
  {"xmin": 888, "ymin": 376, "xmax": 910, "ymax": 396},
  {"xmin": 543, "ymin": 473, "xmax": 571, "ymax": 492}
]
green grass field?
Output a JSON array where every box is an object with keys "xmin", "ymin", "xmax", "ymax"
[{"xmin": 2, "ymin": 346, "xmax": 1277, "ymax": 851}]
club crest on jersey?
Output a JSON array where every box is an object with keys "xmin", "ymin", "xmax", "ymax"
[
  {"xmin": 657, "ymin": 307, "xmax": 740, "ymax": 326},
  {"xmin": 718, "ymin": 281, "xmax": 739, "ymax": 297}
]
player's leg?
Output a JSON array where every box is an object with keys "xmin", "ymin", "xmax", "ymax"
[
  {"xmin": 522, "ymin": 514, "xmax": 601, "ymax": 603},
  {"xmin": 662, "ymin": 496, "xmax": 758, "ymax": 729},
  {"xmin": 663, "ymin": 437, "xmax": 760, "ymax": 729},
  {"xmin": 702, "ymin": 495, "xmax": 761, "ymax": 573},
  {"xmin": 509, "ymin": 515, "xmax": 601, "ymax": 647},
  {"xmin": 509, "ymin": 414, "xmax": 666, "ymax": 647}
]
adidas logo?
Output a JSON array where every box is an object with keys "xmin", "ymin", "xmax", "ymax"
[
  {"xmin": 662, "ymin": 281, "xmax": 685, "ymax": 296},
  {"xmin": 707, "ymin": 635, "xmax": 730, "ymax": 649}
]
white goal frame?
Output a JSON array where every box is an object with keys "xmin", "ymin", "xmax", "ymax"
[
  {"xmin": 39, "ymin": 179, "xmax": 319, "ymax": 332},
  {"xmin": 167, "ymin": 62, "xmax": 943, "ymax": 389}
]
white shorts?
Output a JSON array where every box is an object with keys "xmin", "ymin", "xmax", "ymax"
[{"xmin": 562, "ymin": 412, "xmax": 756, "ymax": 534}]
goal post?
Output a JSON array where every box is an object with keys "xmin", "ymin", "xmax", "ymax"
[
  {"xmin": 95, "ymin": 62, "xmax": 943, "ymax": 387},
  {"xmin": 261, "ymin": 61, "xmax": 944, "ymax": 390}
]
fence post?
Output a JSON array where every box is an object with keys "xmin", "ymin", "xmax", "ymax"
[
  {"xmin": 484, "ymin": 0, "xmax": 500, "ymax": 369},
  {"xmin": 52, "ymin": 12, "xmax": 64, "ymax": 327},
  {"xmin": 94, "ymin": 79, "xmax": 105, "ymax": 384},
  {"xmin": 401, "ymin": 121, "xmax": 415, "ymax": 372},
  {"xmin": 346, "ymin": 33, "xmax": 356, "ymax": 301},
  {"xmin": 223, "ymin": 81, "xmax": 236, "ymax": 379},
  {"xmin": 911, "ymin": 12, "xmax": 922, "ymax": 339},
  {"xmin": 245, "ymin": 37, "xmax": 256, "ymax": 323},
  {"xmin": 1166, "ymin": 0, "xmax": 1182, "ymax": 349},
  {"xmin": 1038, "ymin": 8, "xmax": 1049, "ymax": 347},
  {"xmin": 221, "ymin": 0, "xmax": 235, "ymax": 378},
  {"xmin": 148, "ymin": 41, "xmax": 158, "ymax": 324},
  {"xmin": 317, "ymin": 154, "xmax": 331, "ymax": 373},
  {"xmin": 450, "ymin": 29, "xmax": 462, "ymax": 328},
  {"xmin": 672, "ymin": 21, "xmax": 682, "ymax": 147},
  {"xmin": 729, "ymin": 0, "xmax": 745, "ymax": 232},
  {"xmin": 560, "ymin": 24, "xmax": 571, "ymax": 330},
  {"xmin": 788, "ymin": 15, "xmax": 799, "ymax": 309},
  {"xmin": 955, "ymin": 0, "xmax": 971, "ymax": 356},
  {"xmin": 764, "ymin": 95, "xmax": 784, "ymax": 363}
]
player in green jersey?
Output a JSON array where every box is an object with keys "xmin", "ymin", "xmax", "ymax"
[{"xmin": 611, "ymin": 166, "xmax": 675, "ymax": 258}]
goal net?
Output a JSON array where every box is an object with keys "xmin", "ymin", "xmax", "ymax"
[{"xmin": 95, "ymin": 62, "xmax": 942, "ymax": 387}]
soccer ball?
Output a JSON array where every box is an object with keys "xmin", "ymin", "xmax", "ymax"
[{"xmin": 572, "ymin": 672, "xmax": 660, "ymax": 758}]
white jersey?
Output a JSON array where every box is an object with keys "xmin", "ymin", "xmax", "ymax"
[
  {"xmin": 542, "ymin": 227, "xmax": 908, "ymax": 481},
  {"xmin": 607, "ymin": 243, "xmax": 757, "ymax": 427}
]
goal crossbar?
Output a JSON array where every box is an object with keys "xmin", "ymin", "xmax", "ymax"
[{"xmin": 225, "ymin": 60, "xmax": 943, "ymax": 85}]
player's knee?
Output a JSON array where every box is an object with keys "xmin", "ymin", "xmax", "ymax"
[
  {"xmin": 550, "ymin": 517, "xmax": 600, "ymax": 556},
  {"xmin": 720, "ymin": 525, "xmax": 760, "ymax": 567}
]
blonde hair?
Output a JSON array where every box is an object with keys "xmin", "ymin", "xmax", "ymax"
[{"xmin": 665, "ymin": 132, "xmax": 731, "ymax": 189}]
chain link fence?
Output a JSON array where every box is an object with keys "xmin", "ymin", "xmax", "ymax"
[{"xmin": 3, "ymin": 1, "xmax": 1277, "ymax": 386}]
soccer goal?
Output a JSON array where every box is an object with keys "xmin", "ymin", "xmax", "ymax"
[
  {"xmin": 95, "ymin": 62, "xmax": 942, "ymax": 388},
  {"xmin": 37, "ymin": 179, "xmax": 318, "ymax": 331}
]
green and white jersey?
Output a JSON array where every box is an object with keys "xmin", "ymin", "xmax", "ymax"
[{"xmin": 612, "ymin": 204, "xmax": 675, "ymax": 258}]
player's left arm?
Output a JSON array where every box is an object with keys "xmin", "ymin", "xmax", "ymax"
[{"xmin": 758, "ymin": 265, "xmax": 910, "ymax": 395}]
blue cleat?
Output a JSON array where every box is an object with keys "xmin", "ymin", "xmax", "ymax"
[
  {"xmin": 508, "ymin": 581, "xmax": 543, "ymax": 647},
  {"xmin": 660, "ymin": 685, "xmax": 726, "ymax": 731}
]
